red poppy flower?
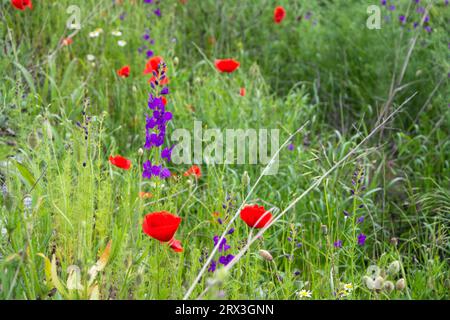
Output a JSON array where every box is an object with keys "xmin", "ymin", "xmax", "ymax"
[
  {"xmin": 109, "ymin": 155, "xmax": 131, "ymax": 170},
  {"xmin": 240, "ymin": 87, "xmax": 246, "ymax": 96},
  {"xmin": 11, "ymin": 0, "xmax": 32, "ymax": 10},
  {"xmin": 183, "ymin": 165, "xmax": 201, "ymax": 178},
  {"xmin": 117, "ymin": 65, "xmax": 130, "ymax": 78},
  {"xmin": 62, "ymin": 37, "xmax": 73, "ymax": 46},
  {"xmin": 143, "ymin": 56, "xmax": 169, "ymax": 84},
  {"xmin": 273, "ymin": 6, "xmax": 286, "ymax": 24},
  {"xmin": 215, "ymin": 59, "xmax": 240, "ymax": 73},
  {"xmin": 240, "ymin": 204, "xmax": 272, "ymax": 228},
  {"xmin": 142, "ymin": 211, "xmax": 182, "ymax": 248}
]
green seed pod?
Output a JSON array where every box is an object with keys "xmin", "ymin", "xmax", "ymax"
[{"xmin": 242, "ymin": 171, "xmax": 250, "ymax": 187}]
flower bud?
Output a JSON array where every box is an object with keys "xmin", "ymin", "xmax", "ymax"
[
  {"xmin": 241, "ymin": 171, "xmax": 250, "ymax": 187},
  {"xmin": 363, "ymin": 276, "xmax": 375, "ymax": 290},
  {"xmin": 373, "ymin": 276, "xmax": 384, "ymax": 290},
  {"xmin": 138, "ymin": 148, "xmax": 144, "ymax": 156},
  {"xmin": 390, "ymin": 237, "xmax": 398, "ymax": 246},
  {"xmin": 320, "ymin": 224, "xmax": 328, "ymax": 235},
  {"xmin": 174, "ymin": 56, "xmax": 179, "ymax": 66},
  {"xmin": 388, "ymin": 261, "xmax": 401, "ymax": 276},
  {"xmin": 395, "ymin": 278, "xmax": 406, "ymax": 291},
  {"xmin": 383, "ymin": 281, "xmax": 395, "ymax": 293},
  {"xmin": 258, "ymin": 249, "xmax": 273, "ymax": 261}
]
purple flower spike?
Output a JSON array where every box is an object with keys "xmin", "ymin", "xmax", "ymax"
[
  {"xmin": 334, "ymin": 240, "xmax": 343, "ymax": 248},
  {"xmin": 357, "ymin": 216, "xmax": 365, "ymax": 224},
  {"xmin": 214, "ymin": 236, "xmax": 230, "ymax": 252}
]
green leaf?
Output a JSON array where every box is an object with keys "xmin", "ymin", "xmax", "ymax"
[{"xmin": 14, "ymin": 161, "xmax": 36, "ymax": 187}]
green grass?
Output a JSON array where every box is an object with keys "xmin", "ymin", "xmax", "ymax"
[{"xmin": 0, "ymin": 0, "xmax": 449, "ymax": 300}]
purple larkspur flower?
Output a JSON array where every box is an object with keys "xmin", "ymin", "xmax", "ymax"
[
  {"xmin": 161, "ymin": 145, "xmax": 175, "ymax": 162},
  {"xmin": 287, "ymin": 237, "xmax": 292, "ymax": 242},
  {"xmin": 381, "ymin": 0, "xmax": 386, "ymax": 5},
  {"xmin": 142, "ymin": 160, "xmax": 153, "ymax": 179},
  {"xmin": 218, "ymin": 254, "xmax": 234, "ymax": 266},
  {"xmin": 305, "ymin": 11, "xmax": 312, "ymax": 20},
  {"xmin": 399, "ymin": 15, "xmax": 406, "ymax": 24},
  {"xmin": 160, "ymin": 167, "xmax": 171, "ymax": 179},
  {"xmin": 334, "ymin": 240, "xmax": 343, "ymax": 248},
  {"xmin": 154, "ymin": 8, "xmax": 161, "ymax": 17},
  {"xmin": 208, "ymin": 260, "xmax": 217, "ymax": 272},
  {"xmin": 388, "ymin": 5, "xmax": 396, "ymax": 10},
  {"xmin": 357, "ymin": 216, "xmax": 365, "ymax": 224},
  {"xmin": 217, "ymin": 218, "xmax": 223, "ymax": 225},
  {"xmin": 142, "ymin": 34, "xmax": 150, "ymax": 41},
  {"xmin": 357, "ymin": 233, "xmax": 367, "ymax": 246},
  {"xmin": 287, "ymin": 143, "xmax": 294, "ymax": 151},
  {"xmin": 294, "ymin": 270, "xmax": 301, "ymax": 276},
  {"xmin": 214, "ymin": 236, "xmax": 230, "ymax": 252},
  {"xmin": 296, "ymin": 242, "xmax": 302, "ymax": 248},
  {"xmin": 144, "ymin": 0, "xmax": 153, "ymax": 3},
  {"xmin": 424, "ymin": 26, "xmax": 432, "ymax": 33},
  {"xmin": 119, "ymin": 12, "xmax": 126, "ymax": 21},
  {"xmin": 416, "ymin": 6, "xmax": 425, "ymax": 14},
  {"xmin": 227, "ymin": 228, "xmax": 235, "ymax": 235},
  {"xmin": 343, "ymin": 210, "xmax": 350, "ymax": 217},
  {"xmin": 146, "ymin": 50, "xmax": 154, "ymax": 58},
  {"xmin": 161, "ymin": 87, "xmax": 169, "ymax": 95}
]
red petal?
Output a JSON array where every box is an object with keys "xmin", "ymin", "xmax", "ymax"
[
  {"xmin": 168, "ymin": 238, "xmax": 183, "ymax": 253},
  {"xmin": 215, "ymin": 59, "xmax": 240, "ymax": 73},
  {"xmin": 109, "ymin": 155, "xmax": 132, "ymax": 170},
  {"xmin": 240, "ymin": 204, "xmax": 272, "ymax": 228},
  {"xmin": 142, "ymin": 211, "xmax": 181, "ymax": 242}
]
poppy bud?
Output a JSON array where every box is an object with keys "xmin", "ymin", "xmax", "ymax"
[
  {"xmin": 138, "ymin": 148, "xmax": 144, "ymax": 156},
  {"xmin": 258, "ymin": 249, "xmax": 273, "ymax": 261},
  {"xmin": 395, "ymin": 278, "xmax": 406, "ymax": 291},
  {"xmin": 388, "ymin": 261, "xmax": 401, "ymax": 275},
  {"xmin": 174, "ymin": 56, "xmax": 179, "ymax": 66},
  {"xmin": 383, "ymin": 281, "xmax": 395, "ymax": 293},
  {"xmin": 320, "ymin": 224, "xmax": 328, "ymax": 235},
  {"xmin": 242, "ymin": 171, "xmax": 250, "ymax": 187}
]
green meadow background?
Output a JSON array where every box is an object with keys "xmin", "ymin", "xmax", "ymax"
[{"xmin": 0, "ymin": 0, "xmax": 448, "ymax": 299}]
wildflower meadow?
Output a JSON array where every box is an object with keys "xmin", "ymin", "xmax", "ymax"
[{"xmin": 0, "ymin": 0, "xmax": 449, "ymax": 302}]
